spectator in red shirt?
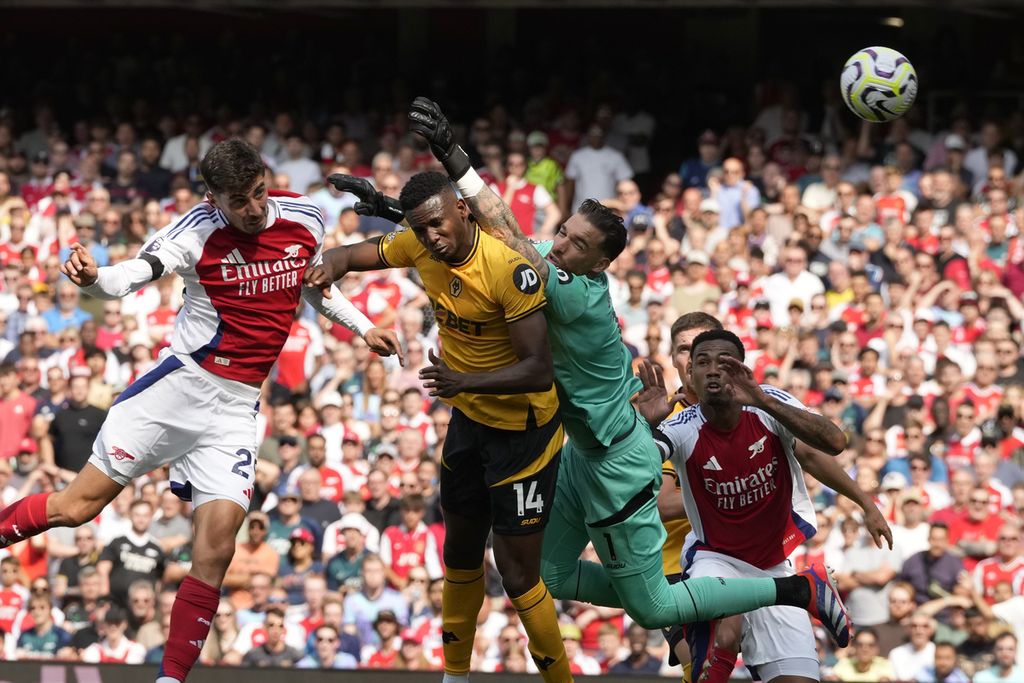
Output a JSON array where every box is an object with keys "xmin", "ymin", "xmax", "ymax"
[
  {"xmin": 379, "ymin": 494, "xmax": 442, "ymax": 590},
  {"xmin": 0, "ymin": 363, "xmax": 36, "ymax": 459},
  {"xmin": 973, "ymin": 523, "xmax": 1024, "ymax": 604},
  {"xmin": 950, "ymin": 487, "xmax": 1004, "ymax": 571}
]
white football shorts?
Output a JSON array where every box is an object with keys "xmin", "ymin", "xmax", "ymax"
[
  {"xmin": 685, "ymin": 548, "xmax": 819, "ymax": 680},
  {"xmin": 88, "ymin": 351, "xmax": 260, "ymax": 511}
]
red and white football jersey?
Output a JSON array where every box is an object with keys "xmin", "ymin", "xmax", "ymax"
[
  {"xmin": 973, "ymin": 556, "xmax": 1024, "ymax": 604},
  {"xmin": 656, "ymin": 386, "xmax": 817, "ymax": 569},
  {"xmin": 139, "ymin": 190, "xmax": 324, "ymax": 384}
]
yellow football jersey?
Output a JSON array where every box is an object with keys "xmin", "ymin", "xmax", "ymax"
[
  {"xmin": 661, "ymin": 398, "xmax": 692, "ymax": 577},
  {"xmin": 378, "ymin": 226, "xmax": 558, "ymax": 431}
]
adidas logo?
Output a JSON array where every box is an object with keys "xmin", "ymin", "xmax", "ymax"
[
  {"xmin": 197, "ymin": 617, "xmax": 211, "ymax": 626},
  {"xmin": 221, "ymin": 248, "xmax": 246, "ymax": 265},
  {"xmin": 703, "ymin": 456, "xmax": 723, "ymax": 471},
  {"xmin": 189, "ymin": 639, "xmax": 205, "ymax": 649}
]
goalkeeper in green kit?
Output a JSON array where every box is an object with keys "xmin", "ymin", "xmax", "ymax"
[{"xmin": 314, "ymin": 97, "xmax": 854, "ymax": 655}]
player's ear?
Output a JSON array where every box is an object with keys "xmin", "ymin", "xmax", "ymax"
[
  {"xmin": 455, "ymin": 198, "xmax": 469, "ymax": 220},
  {"xmin": 589, "ymin": 256, "xmax": 612, "ymax": 275}
]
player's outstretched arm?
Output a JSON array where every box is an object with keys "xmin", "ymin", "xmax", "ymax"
[
  {"xmin": 300, "ymin": 284, "xmax": 404, "ymax": 366},
  {"xmin": 419, "ymin": 311, "xmax": 553, "ymax": 397},
  {"xmin": 794, "ymin": 442, "xmax": 893, "ymax": 550},
  {"xmin": 62, "ymin": 243, "xmax": 161, "ymax": 300},
  {"xmin": 408, "ymin": 96, "xmax": 550, "ymax": 280},
  {"xmin": 304, "ymin": 239, "xmax": 389, "ymax": 297},
  {"xmin": 719, "ymin": 355, "xmax": 846, "ymax": 454}
]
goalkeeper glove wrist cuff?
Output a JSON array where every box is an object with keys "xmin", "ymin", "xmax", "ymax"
[
  {"xmin": 441, "ymin": 144, "xmax": 472, "ymax": 182},
  {"xmin": 381, "ymin": 196, "xmax": 405, "ymax": 224}
]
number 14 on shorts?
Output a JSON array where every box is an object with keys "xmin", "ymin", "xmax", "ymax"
[{"xmin": 513, "ymin": 481, "xmax": 544, "ymax": 523}]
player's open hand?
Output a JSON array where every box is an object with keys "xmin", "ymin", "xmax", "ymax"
[
  {"xmin": 408, "ymin": 97, "xmax": 457, "ymax": 161},
  {"xmin": 862, "ymin": 504, "xmax": 894, "ymax": 550},
  {"xmin": 364, "ymin": 328, "xmax": 405, "ymax": 366},
  {"xmin": 326, "ymin": 174, "xmax": 404, "ymax": 223},
  {"xmin": 303, "ymin": 264, "xmax": 335, "ymax": 299},
  {"xmin": 718, "ymin": 355, "xmax": 765, "ymax": 407},
  {"xmin": 60, "ymin": 243, "xmax": 98, "ymax": 287},
  {"xmin": 633, "ymin": 359, "xmax": 687, "ymax": 426},
  {"xmin": 420, "ymin": 348, "xmax": 464, "ymax": 398}
]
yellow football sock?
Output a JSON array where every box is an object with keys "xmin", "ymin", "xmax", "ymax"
[
  {"xmin": 510, "ymin": 580, "xmax": 573, "ymax": 683},
  {"xmin": 441, "ymin": 565, "xmax": 486, "ymax": 675}
]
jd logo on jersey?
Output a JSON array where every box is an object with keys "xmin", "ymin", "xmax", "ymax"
[
  {"xmin": 449, "ymin": 276, "xmax": 463, "ymax": 297},
  {"xmin": 513, "ymin": 264, "xmax": 540, "ymax": 294},
  {"xmin": 556, "ymin": 268, "xmax": 573, "ymax": 283}
]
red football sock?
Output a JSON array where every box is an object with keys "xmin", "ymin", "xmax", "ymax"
[
  {"xmin": 0, "ymin": 493, "xmax": 51, "ymax": 547},
  {"xmin": 699, "ymin": 646, "xmax": 738, "ymax": 683},
  {"xmin": 160, "ymin": 575, "xmax": 220, "ymax": 682}
]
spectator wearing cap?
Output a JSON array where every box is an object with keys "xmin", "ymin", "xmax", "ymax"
[
  {"xmin": 563, "ymin": 123, "xmax": 632, "ymax": 214},
  {"xmin": 678, "ymin": 129, "xmax": 721, "ymax": 190},
  {"xmin": 277, "ymin": 527, "xmax": 324, "ymax": 605},
  {"xmin": 891, "ymin": 489, "xmax": 932, "ymax": 562},
  {"xmin": 325, "ymin": 513, "xmax": 374, "ymax": 592},
  {"xmin": 268, "ymin": 485, "xmax": 320, "ymax": 559},
  {"xmin": 560, "ymin": 622, "xmax": 601, "ymax": 675},
  {"xmin": 223, "ymin": 514, "xmax": 280, "ymax": 607},
  {"xmin": 395, "ymin": 626, "xmax": 437, "ymax": 670},
  {"xmin": 80, "ymin": 605, "xmax": 147, "ymax": 664},
  {"xmin": 298, "ymin": 623, "xmax": 358, "ymax": 669},
  {"xmin": 667, "ymin": 251, "xmax": 718, "ymax": 316},
  {"xmin": 523, "ymin": 131, "xmax": 563, "ymax": 199},
  {"xmin": 344, "ymin": 555, "xmax": 408, "ymax": 649},
  {"xmin": 19, "ymin": 150, "xmax": 51, "ymax": 210},
  {"xmin": 361, "ymin": 608, "xmax": 402, "ymax": 667},
  {"xmin": 0, "ymin": 362, "xmax": 36, "ymax": 459}
]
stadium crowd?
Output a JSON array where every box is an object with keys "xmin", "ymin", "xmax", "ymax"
[{"xmin": 2, "ymin": 76, "xmax": 1024, "ymax": 681}]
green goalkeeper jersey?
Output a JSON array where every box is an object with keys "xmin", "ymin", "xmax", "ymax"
[{"xmin": 534, "ymin": 240, "xmax": 641, "ymax": 449}]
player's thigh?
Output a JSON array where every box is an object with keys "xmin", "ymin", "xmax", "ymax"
[
  {"xmin": 181, "ymin": 389, "xmax": 261, "ymax": 512},
  {"xmin": 747, "ymin": 658, "xmax": 819, "ymax": 683},
  {"xmin": 582, "ymin": 437, "xmax": 666, "ymax": 577},
  {"xmin": 739, "ymin": 604, "xmax": 817, "ymax": 669},
  {"xmin": 89, "ymin": 357, "xmax": 207, "ymax": 486},
  {"xmin": 438, "ymin": 409, "xmax": 491, "ymax": 524},
  {"xmin": 480, "ymin": 416, "xmax": 563, "ymax": 536}
]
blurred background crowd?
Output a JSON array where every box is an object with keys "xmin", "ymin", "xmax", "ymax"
[{"xmin": 3, "ymin": 5, "xmax": 1024, "ymax": 681}]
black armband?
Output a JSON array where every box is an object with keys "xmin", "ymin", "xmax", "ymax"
[{"xmin": 139, "ymin": 252, "xmax": 165, "ymax": 281}]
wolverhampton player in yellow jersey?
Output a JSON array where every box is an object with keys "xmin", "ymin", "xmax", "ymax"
[{"xmin": 308, "ymin": 171, "xmax": 572, "ymax": 683}]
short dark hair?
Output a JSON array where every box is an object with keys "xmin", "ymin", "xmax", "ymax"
[
  {"xmin": 399, "ymin": 171, "xmax": 452, "ymax": 213},
  {"xmin": 400, "ymin": 493, "xmax": 425, "ymax": 513},
  {"xmin": 670, "ymin": 312, "xmax": 723, "ymax": 344},
  {"xmin": 690, "ymin": 329, "xmax": 745, "ymax": 362},
  {"xmin": 577, "ymin": 199, "xmax": 626, "ymax": 260},
  {"xmin": 199, "ymin": 139, "xmax": 266, "ymax": 196}
]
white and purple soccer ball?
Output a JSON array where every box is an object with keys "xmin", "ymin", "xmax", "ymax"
[{"xmin": 840, "ymin": 46, "xmax": 918, "ymax": 122}]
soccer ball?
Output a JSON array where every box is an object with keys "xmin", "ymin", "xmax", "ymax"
[{"xmin": 840, "ymin": 46, "xmax": 918, "ymax": 122}]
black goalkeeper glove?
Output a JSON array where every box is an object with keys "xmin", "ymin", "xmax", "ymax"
[
  {"xmin": 326, "ymin": 174, "xmax": 404, "ymax": 224},
  {"xmin": 408, "ymin": 96, "xmax": 471, "ymax": 181}
]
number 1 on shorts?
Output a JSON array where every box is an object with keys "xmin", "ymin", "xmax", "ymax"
[{"xmin": 513, "ymin": 480, "xmax": 544, "ymax": 517}]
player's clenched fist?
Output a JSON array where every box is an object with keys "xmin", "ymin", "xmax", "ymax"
[
  {"xmin": 60, "ymin": 243, "xmax": 98, "ymax": 287},
  {"xmin": 419, "ymin": 348, "xmax": 466, "ymax": 398}
]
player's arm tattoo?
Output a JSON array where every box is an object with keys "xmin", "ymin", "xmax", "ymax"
[
  {"xmin": 467, "ymin": 186, "xmax": 550, "ymax": 280},
  {"xmin": 758, "ymin": 395, "xmax": 847, "ymax": 455}
]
